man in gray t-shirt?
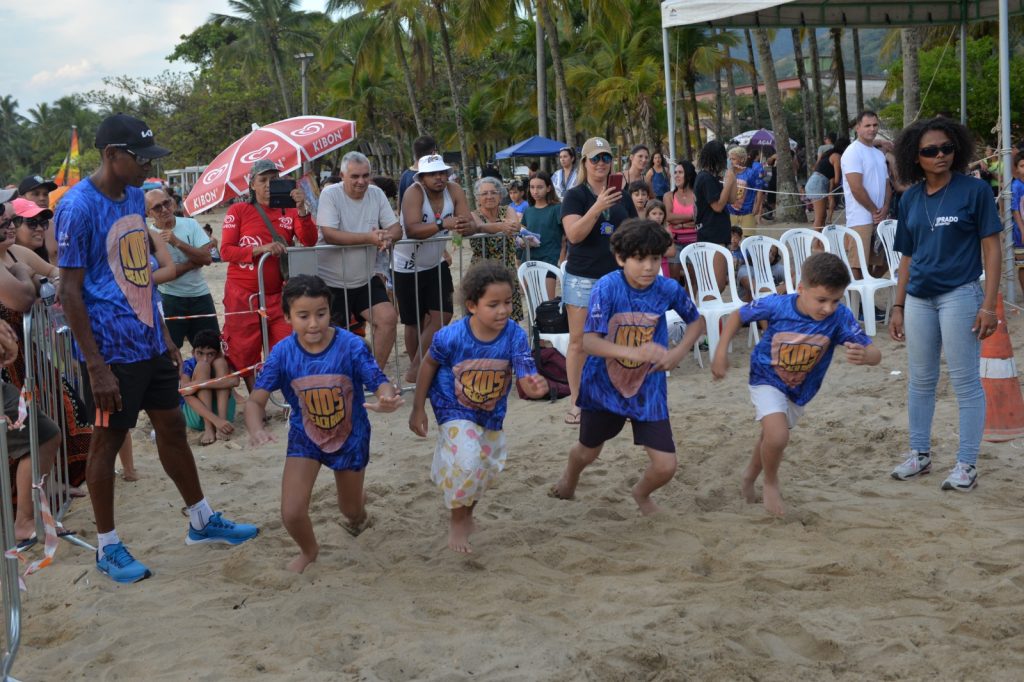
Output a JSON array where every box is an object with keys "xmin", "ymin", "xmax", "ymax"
[{"xmin": 316, "ymin": 151, "xmax": 401, "ymax": 369}]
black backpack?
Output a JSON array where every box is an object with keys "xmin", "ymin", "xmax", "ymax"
[{"xmin": 535, "ymin": 298, "xmax": 568, "ymax": 334}]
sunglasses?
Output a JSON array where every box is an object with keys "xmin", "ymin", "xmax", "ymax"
[
  {"xmin": 918, "ymin": 143, "xmax": 955, "ymax": 158},
  {"xmin": 588, "ymin": 153, "xmax": 613, "ymax": 164},
  {"xmin": 150, "ymin": 199, "xmax": 174, "ymax": 213},
  {"xmin": 20, "ymin": 217, "xmax": 48, "ymax": 230},
  {"xmin": 0, "ymin": 218, "xmax": 12, "ymax": 231},
  {"xmin": 111, "ymin": 145, "xmax": 154, "ymax": 166}
]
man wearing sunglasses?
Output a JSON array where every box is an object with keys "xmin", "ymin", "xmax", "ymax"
[
  {"xmin": 841, "ymin": 111, "xmax": 891, "ymax": 280},
  {"xmin": 54, "ymin": 114, "xmax": 258, "ymax": 584}
]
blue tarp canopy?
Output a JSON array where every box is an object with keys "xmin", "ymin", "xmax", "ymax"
[{"xmin": 494, "ymin": 135, "xmax": 568, "ymax": 159}]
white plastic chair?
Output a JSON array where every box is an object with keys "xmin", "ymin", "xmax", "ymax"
[
  {"xmin": 679, "ymin": 242, "xmax": 745, "ymax": 362},
  {"xmin": 875, "ymin": 219, "xmax": 901, "ymax": 280},
  {"xmin": 740, "ymin": 235, "xmax": 793, "ymax": 343},
  {"xmin": 780, "ymin": 227, "xmax": 830, "ymax": 289},
  {"xmin": 820, "ymin": 224, "xmax": 896, "ymax": 336},
  {"xmin": 659, "ymin": 274, "xmax": 703, "ymax": 369},
  {"xmin": 517, "ymin": 260, "xmax": 569, "ymax": 357}
]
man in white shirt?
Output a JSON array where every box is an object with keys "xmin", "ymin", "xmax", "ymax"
[
  {"xmin": 316, "ymin": 151, "xmax": 401, "ymax": 369},
  {"xmin": 841, "ymin": 111, "xmax": 891, "ymax": 278}
]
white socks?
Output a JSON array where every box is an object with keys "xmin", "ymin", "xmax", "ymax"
[
  {"xmin": 187, "ymin": 498, "xmax": 214, "ymax": 530},
  {"xmin": 97, "ymin": 530, "xmax": 120, "ymax": 553}
]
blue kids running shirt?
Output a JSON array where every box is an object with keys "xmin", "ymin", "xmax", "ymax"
[
  {"xmin": 579, "ymin": 271, "xmax": 699, "ymax": 421},
  {"xmin": 741, "ymin": 294, "xmax": 871, "ymax": 406},
  {"xmin": 255, "ymin": 328, "xmax": 389, "ymax": 470},
  {"xmin": 55, "ymin": 179, "xmax": 166, "ymax": 364},
  {"xmin": 427, "ymin": 317, "xmax": 537, "ymax": 431}
]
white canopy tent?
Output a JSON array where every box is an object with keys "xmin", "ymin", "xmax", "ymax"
[{"xmin": 660, "ymin": 0, "xmax": 1024, "ymax": 301}]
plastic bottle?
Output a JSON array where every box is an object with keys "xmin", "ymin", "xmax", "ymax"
[{"xmin": 39, "ymin": 277, "xmax": 56, "ymax": 306}]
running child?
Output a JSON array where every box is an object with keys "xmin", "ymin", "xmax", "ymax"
[
  {"xmin": 408, "ymin": 261, "xmax": 549, "ymax": 554},
  {"xmin": 711, "ymin": 252, "xmax": 881, "ymax": 516},
  {"xmin": 551, "ymin": 219, "xmax": 705, "ymax": 514},
  {"xmin": 179, "ymin": 329, "xmax": 239, "ymax": 446},
  {"xmin": 246, "ymin": 275, "xmax": 403, "ymax": 573}
]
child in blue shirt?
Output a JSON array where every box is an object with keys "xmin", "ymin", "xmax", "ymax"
[
  {"xmin": 409, "ymin": 261, "xmax": 549, "ymax": 554},
  {"xmin": 711, "ymin": 252, "xmax": 881, "ymax": 517},
  {"xmin": 246, "ymin": 275, "xmax": 403, "ymax": 573},
  {"xmin": 551, "ymin": 219, "xmax": 705, "ymax": 515},
  {"xmin": 178, "ymin": 329, "xmax": 239, "ymax": 446}
]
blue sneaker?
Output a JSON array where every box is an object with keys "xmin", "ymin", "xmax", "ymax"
[
  {"xmin": 96, "ymin": 542, "xmax": 152, "ymax": 584},
  {"xmin": 186, "ymin": 512, "xmax": 259, "ymax": 546}
]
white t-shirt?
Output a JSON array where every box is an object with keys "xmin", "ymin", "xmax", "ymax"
[
  {"xmin": 315, "ymin": 183, "xmax": 397, "ymax": 288},
  {"xmin": 840, "ymin": 139, "xmax": 888, "ymax": 227}
]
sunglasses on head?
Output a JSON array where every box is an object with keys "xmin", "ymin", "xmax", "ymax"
[
  {"xmin": 588, "ymin": 153, "xmax": 613, "ymax": 164},
  {"xmin": 918, "ymin": 143, "xmax": 955, "ymax": 158}
]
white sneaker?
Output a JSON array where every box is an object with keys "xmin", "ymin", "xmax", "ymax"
[
  {"xmin": 891, "ymin": 450, "xmax": 931, "ymax": 480},
  {"xmin": 941, "ymin": 462, "xmax": 977, "ymax": 492}
]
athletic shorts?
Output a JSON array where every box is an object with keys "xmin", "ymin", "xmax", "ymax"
[
  {"xmin": 328, "ymin": 278, "xmax": 389, "ymax": 329},
  {"xmin": 182, "ymin": 395, "xmax": 237, "ymax": 431},
  {"xmin": 80, "ymin": 354, "xmax": 181, "ymax": 430},
  {"xmin": 578, "ymin": 409, "xmax": 676, "ymax": 453},
  {"xmin": 161, "ymin": 292, "xmax": 220, "ymax": 350},
  {"xmin": 393, "ymin": 263, "xmax": 454, "ymax": 325},
  {"xmin": 749, "ymin": 384, "xmax": 804, "ymax": 429},
  {"xmin": 2, "ymin": 382, "xmax": 59, "ymax": 460}
]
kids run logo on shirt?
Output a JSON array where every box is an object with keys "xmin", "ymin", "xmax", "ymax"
[
  {"xmin": 453, "ymin": 358, "xmax": 512, "ymax": 412},
  {"xmin": 771, "ymin": 331, "xmax": 830, "ymax": 387},
  {"xmin": 106, "ymin": 215, "xmax": 154, "ymax": 328},
  {"xmin": 606, "ymin": 311, "xmax": 659, "ymax": 397},
  {"xmin": 291, "ymin": 374, "xmax": 354, "ymax": 452}
]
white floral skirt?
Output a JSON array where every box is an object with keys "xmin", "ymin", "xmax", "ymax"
[{"xmin": 431, "ymin": 420, "xmax": 507, "ymax": 509}]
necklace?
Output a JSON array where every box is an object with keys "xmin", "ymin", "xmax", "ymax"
[{"xmin": 921, "ymin": 178, "xmax": 952, "ymax": 232}]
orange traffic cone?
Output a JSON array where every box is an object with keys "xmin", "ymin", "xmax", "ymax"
[{"xmin": 981, "ymin": 294, "xmax": 1024, "ymax": 442}]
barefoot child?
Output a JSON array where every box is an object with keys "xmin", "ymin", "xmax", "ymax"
[
  {"xmin": 408, "ymin": 261, "xmax": 549, "ymax": 553},
  {"xmin": 552, "ymin": 219, "xmax": 705, "ymax": 514},
  {"xmin": 711, "ymin": 252, "xmax": 881, "ymax": 516},
  {"xmin": 246, "ymin": 275, "xmax": 403, "ymax": 573},
  {"xmin": 179, "ymin": 329, "xmax": 239, "ymax": 446}
]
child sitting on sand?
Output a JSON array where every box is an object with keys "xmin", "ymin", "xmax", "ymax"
[
  {"xmin": 409, "ymin": 261, "xmax": 549, "ymax": 554},
  {"xmin": 552, "ymin": 219, "xmax": 705, "ymax": 514},
  {"xmin": 711, "ymin": 252, "xmax": 881, "ymax": 516},
  {"xmin": 246, "ymin": 275, "xmax": 403, "ymax": 573},
  {"xmin": 179, "ymin": 329, "xmax": 239, "ymax": 446}
]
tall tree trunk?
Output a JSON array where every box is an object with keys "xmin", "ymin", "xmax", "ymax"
[
  {"xmin": 269, "ymin": 48, "xmax": 293, "ymax": 119},
  {"xmin": 432, "ymin": 0, "xmax": 471, "ymax": 192},
  {"xmin": 792, "ymin": 28, "xmax": 816, "ymax": 172},
  {"xmin": 744, "ymin": 30, "xmax": 761, "ymax": 127},
  {"xmin": 831, "ymin": 28, "xmax": 849, "ymax": 133},
  {"xmin": 539, "ymin": 0, "xmax": 575, "ymax": 145},
  {"xmin": 555, "ymin": 90, "xmax": 564, "ymax": 142},
  {"xmin": 853, "ymin": 28, "xmax": 865, "ymax": 114},
  {"xmin": 393, "ymin": 19, "xmax": 424, "ymax": 137},
  {"xmin": 726, "ymin": 55, "xmax": 739, "ymax": 139},
  {"xmin": 715, "ymin": 30, "xmax": 725, "ymax": 139},
  {"xmin": 680, "ymin": 91, "xmax": 692, "ymax": 160},
  {"xmin": 901, "ymin": 28, "xmax": 921, "ymax": 126},
  {"xmin": 687, "ymin": 76, "xmax": 702, "ymax": 148},
  {"xmin": 809, "ymin": 29, "xmax": 825, "ymax": 140},
  {"xmin": 534, "ymin": 7, "xmax": 547, "ymax": 140},
  {"xmin": 754, "ymin": 29, "xmax": 803, "ymax": 222}
]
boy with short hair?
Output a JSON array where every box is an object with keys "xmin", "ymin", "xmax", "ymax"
[
  {"xmin": 711, "ymin": 252, "xmax": 881, "ymax": 516},
  {"xmin": 179, "ymin": 330, "xmax": 239, "ymax": 446},
  {"xmin": 627, "ymin": 181, "xmax": 651, "ymax": 218},
  {"xmin": 552, "ymin": 219, "xmax": 705, "ymax": 514}
]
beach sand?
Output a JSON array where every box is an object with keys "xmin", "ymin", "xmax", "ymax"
[{"xmin": 12, "ymin": 218, "xmax": 1024, "ymax": 680}]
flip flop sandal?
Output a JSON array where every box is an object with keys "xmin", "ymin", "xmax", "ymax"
[{"xmin": 564, "ymin": 409, "xmax": 581, "ymax": 425}]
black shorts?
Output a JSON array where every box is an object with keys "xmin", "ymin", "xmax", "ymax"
[
  {"xmin": 328, "ymin": 278, "xmax": 389, "ymax": 329},
  {"xmin": 393, "ymin": 263, "xmax": 454, "ymax": 325},
  {"xmin": 80, "ymin": 354, "xmax": 181, "ymax": 430},
  {"xmin": 161, "ymin": 293, "xmax": 220, "ymax": 350},
  {"xmin": 2, "ymin": 382, "xmax": 59, "ymax": 460},
  {"xmin": 578, "ymin": 409, "xmax": 676, "ymax": 453}
]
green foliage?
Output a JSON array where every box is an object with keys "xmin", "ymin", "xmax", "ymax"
[{"xmin": 167, "ymin": 23, "xmax": 241, "ymax": 67}]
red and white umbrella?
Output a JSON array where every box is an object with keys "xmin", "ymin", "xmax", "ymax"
[{"xmin": 184, "ymin": 115, "xmax": 356, "ymax": 216}]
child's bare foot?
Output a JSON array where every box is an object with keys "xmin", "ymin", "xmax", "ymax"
[
  {"xmin": 14, "ymin": 520, "xmax": 34, "ymax": 544},
  {"xmin": 448, "ymin": 516, "xmax": 473, "ymax": 554},
  {"xmin": 741, "ymin": 474, "xmax": 758, "ymax": 504},
  {"xmin": 549, "ymin": 477, "xmax": 575, "ymax": 500},
  {"xmin": 287, "ymin": 548, "xmax": 319, "ymax": 573},
  {"xmin": 762, "ymin": 481, "xmax": 785, "ymax": 517},
  {"xmin": 631, "ymin": 486, "xmax": 662, "ymax": 516},
  {"xmin": 199, "ymin": 429, "xmax": 217, "ymax": 446},
  {"xmin": 403, "ymin": 367, "xmax": 418, "ymax": 385},
  {"xmin": 122, "ymin": 468, "xmax": 139, "ymax": 482}
]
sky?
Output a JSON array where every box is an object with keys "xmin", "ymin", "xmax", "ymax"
[{"xmin": 0, "ymin": 0, "xmax": 325, "ymax": 115}]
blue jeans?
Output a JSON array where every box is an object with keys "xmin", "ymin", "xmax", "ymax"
[{"xmin": 904, "ymin": 281, "xmax": 985, "ymax": 465}]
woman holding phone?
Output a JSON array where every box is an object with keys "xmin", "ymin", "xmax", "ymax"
[{"xmin": 560, "ymin": 137, "xmax": 630, "ymax": 425}]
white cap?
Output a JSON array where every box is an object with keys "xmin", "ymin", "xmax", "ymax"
[{"xmin": 415, "ymin": 154, "xmax": 451, "ymax": 177}]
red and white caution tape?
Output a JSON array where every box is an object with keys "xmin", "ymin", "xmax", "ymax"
[
  {"xmin": 3, "ymin": 475, "xmax": 60, "ymax": 590},
  {"xmin": 163, "ymin": 308, "xmax": 266, "ymax": 321},
  {"xmin": 178, "ymin": 362, "xmax": 263, "ymax": 394}
]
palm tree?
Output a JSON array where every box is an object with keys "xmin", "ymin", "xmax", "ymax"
[
  {"xmin": 429, "ymin": 0, "xmax": 472, "ymax": 190},
  {"xmin": 744, "ymin": 29, "xmax": 761, "ymax": 127},
  {"xmin": 901, "ymin": 28, "xmax": 921, "ymax": 126},
  {"xmin": 791, "ymin": 28, "xmax": 816, "ymax": 171},
  {"xmin": 677, "ymin": 28, "xmax": 739, "ymax": 153},
  {"xmin": 852, "ymin": 28, "xmax": 865, "ymax": 114},
  {"xmin": 537, "ymin": 0, "xmax": 575, "ymax": 145},
  {"xmin": 830, "ymin": 28, "xmax": 849, "ymax": 132},
  {"xmin": 754, "ymin": 29, "xmax": 803, "ymax": 222},
  {"xmin": 808, "ymin": 29, "xmax": 825, "ymax": 140},
  {"xmin": 210, "ymin": 0, "xmax": 318, "ymax": 119},
  {"xmin": 534, "ymin": 4, "xmax": 548, "ymax": 140}
]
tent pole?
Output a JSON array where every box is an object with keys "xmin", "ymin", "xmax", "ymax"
[
  {"xmin": 663, "ymin": 26, "xmax": 676, "ymax": 164},
  {"xmin": 959, "ymin": 23, "xmax": 967, "ymax": 124},
  {"xmin": 999, "ymin": 0, "xmax": 1016, "ymax": 303}
]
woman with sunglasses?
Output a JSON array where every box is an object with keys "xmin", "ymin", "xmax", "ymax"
[
  {"xmin": 888, "ymin": 117, "xmax": 1002, "ymax": 493},
  {"xmin": 11, "ymin": 197, "xmax": 54, "ymax": 262},
  {"xmin": 560, "ymin": 137, "xmax": 629, "ymax": 425}
]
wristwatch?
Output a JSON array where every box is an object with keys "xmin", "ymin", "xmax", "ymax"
[{"xmin": 435, "ymin": 217, "xmax": 444, "ymax": 230}]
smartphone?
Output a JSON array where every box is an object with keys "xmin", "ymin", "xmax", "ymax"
[
  {"xmin": 269, "ymin": 178, "xmax": 297, "ymax": 209},
  {"xmin": 608, "ymin": 173, "xmax": 624, "ymax": 193}
]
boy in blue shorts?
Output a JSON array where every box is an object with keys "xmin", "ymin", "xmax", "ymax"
[
  {"xmin": 179, "ymin": 329, "xmax": 238, "ymax": 446},
  {"xmin": 711, "ymin": 252, "xmax": 881, "ymax": 516},
  {"xmin": 552, "ymin": 219, "xmax": 705, "ymax": 515}
]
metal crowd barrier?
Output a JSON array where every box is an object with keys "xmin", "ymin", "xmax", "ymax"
[
  {"xmin": 22, "ymin": 302, "xmax": 92, "ymax": 552},
  {"xmin": 0, "ymin": 412, "xmax": 22, "ymax": 682}
]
